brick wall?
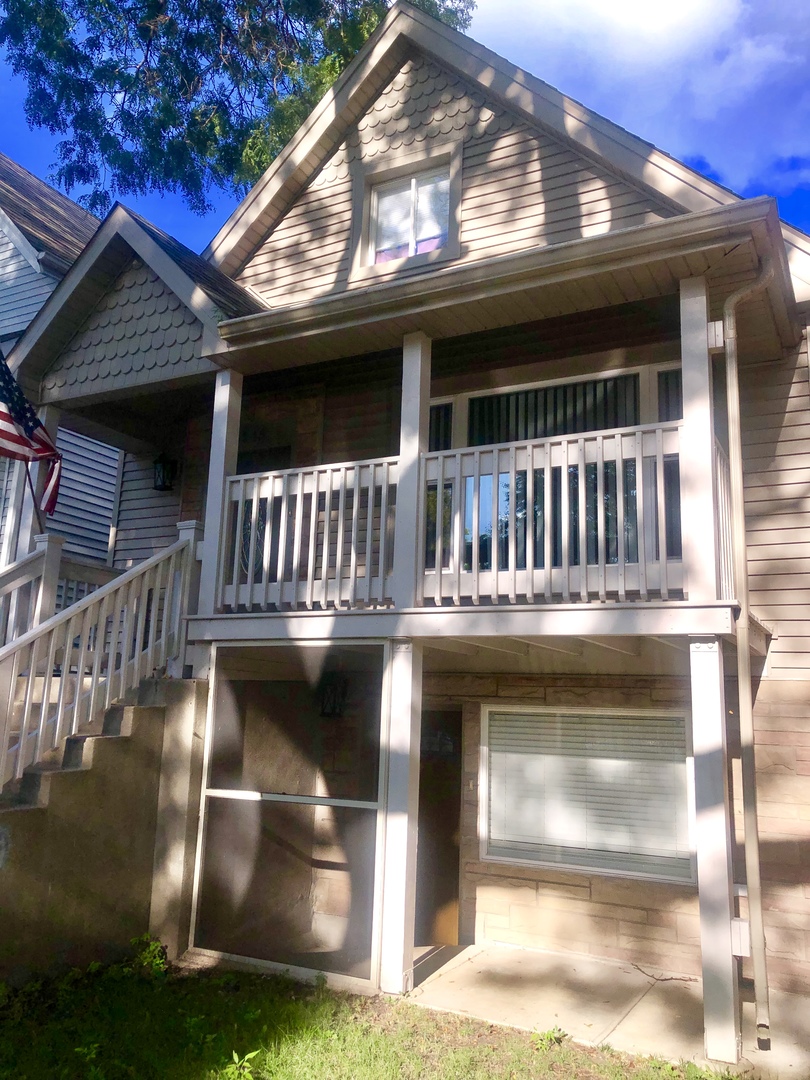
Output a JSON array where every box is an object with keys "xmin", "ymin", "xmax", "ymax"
[{"xmin": 423, "ymin": 670, "xmax": 810, "ymax": 991}]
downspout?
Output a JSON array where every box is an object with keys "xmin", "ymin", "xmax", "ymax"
[{"xmin": 722, "ymin": 256, "xmax": 774, "ymax": 1049}]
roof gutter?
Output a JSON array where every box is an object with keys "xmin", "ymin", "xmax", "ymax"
[{"xmin": 218, "ymin": 197, "xmax": 794, "ymax": 356}]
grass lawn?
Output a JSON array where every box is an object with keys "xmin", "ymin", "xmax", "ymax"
[{"xmin": 0, "ymin": 940, "xmax": 732, "ymax": 1080}]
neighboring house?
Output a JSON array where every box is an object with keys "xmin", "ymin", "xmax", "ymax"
[
  {"xmin": 0, "ymin": 153, "xmax": 120, "ymax": 566},
  {"xmin": 2, "ymin": 3, "xmax": 810, "ymax": 1067}
]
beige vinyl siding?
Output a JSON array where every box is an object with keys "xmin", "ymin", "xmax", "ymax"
[
  {"xmin": 0, "ymin": 229, "xmax": 58, "ymax": 338},
  {"xmin": 743, "ymin": 340, "xmax": 810, "ymax": 677},
  {"xmin": 238, "ymin": 53, "xmax": 675, "ymax": 307},
  {"xmin": 112, "ymin": 453, "xmax": 182, "ymax": 569}
]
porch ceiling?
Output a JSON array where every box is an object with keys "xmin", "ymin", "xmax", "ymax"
[{"xmin": 217, "ymin": 198, "xmax": 798, "ymax": 374}]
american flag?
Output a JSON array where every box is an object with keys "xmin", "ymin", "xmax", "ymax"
[{"xmin": 0, "ymin": 357, "xmax": 61, "ymax": 515}]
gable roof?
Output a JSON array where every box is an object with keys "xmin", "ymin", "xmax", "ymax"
[
  {"xmin": 0, "ymin": 152, "xmax": 99, "ymax": 271},
  {"xmin": 205, "ymin": 0, "xmax": 810, "ymax": 303},
  {"xmin": 10, "ymin": 202, "xmax": 264, "ymax": 395}
]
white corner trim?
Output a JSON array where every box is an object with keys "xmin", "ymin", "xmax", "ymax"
[{"xmin": 0, "ymin": 205, "xmax": 44, "ymax": 273}]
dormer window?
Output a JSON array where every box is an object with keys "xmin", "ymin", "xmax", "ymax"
[
  {"xmin": 371, "ymin": 168, "xmax": 451, "ymax": 264},
  {"xmin": 348, "ymin": 144, "xmax": 461, "ymax": 281}
]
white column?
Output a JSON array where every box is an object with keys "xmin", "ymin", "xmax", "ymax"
[
  {"xmin": 690, "ymin": 636, "xmax": 741, "ymax": 1064},
  {"xmin": 392, "ymin": 332, "xmax": 431, "ymax": 609},
  {"xmin": 379, "ymin": 638, "xmax": 423, "ymax": 993},
  {"xmin": 15, "ymin": 404, "xmax": 60, "ymax": 560},
  {"xmin": 680, "ymin": 278, "xmax": 719, "ymax": 602},
  {"xmin": 198, "ymin": 370, "xmax": 242, "ymax": 616}
]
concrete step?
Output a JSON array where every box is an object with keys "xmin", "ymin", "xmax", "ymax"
[{"xmin": 1, "ymin": 706, "xmax": 143, "ymax": 810}]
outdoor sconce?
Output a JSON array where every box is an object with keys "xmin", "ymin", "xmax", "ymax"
[
  {"xmin": 319, "ymin": 673, "xmax": 349, "ymax": 719},
  {"xmin": 153, "ymin": 453, "xmax": 178, "ymax": 492}
]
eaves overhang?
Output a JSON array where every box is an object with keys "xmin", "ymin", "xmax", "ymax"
[
  {"xmin": 218, "ymin": 196, "xmax": 799, "ymax": 373},
  {"xmin": 9, "ymin": 204, "xmax": 262, "ymax": 398}
]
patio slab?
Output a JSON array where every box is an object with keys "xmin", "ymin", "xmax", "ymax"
[{"xmin": 408, "ymin": 944, "xmax": 810, "ymax": 1079}]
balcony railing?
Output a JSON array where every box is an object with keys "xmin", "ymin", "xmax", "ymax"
[
  {"xmin": 216, "ymin": 421, "xmax": 736, "ymax": 614},
  {"xmin": 420, "ymin": 423, "xmax": 683, "ymax": 606},
  {"xmin": 219, "ymin": 457, "xmax": 398, "ymax": 612}
]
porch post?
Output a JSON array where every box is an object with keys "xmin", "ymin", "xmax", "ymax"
[
  {"xmin": 689, "ymin": 636, "xmax": 741, "ymax": 1064},
  {"xmin": 679, "ymin": 278, "xmax": 719, "ymax": 602},
  {"xmin": 379, "ymin": 638, "xmax": 423, "ymax": 993},
  {"xmin": 14, "ymin": 404, "xmax": 60, "ymax": 560},
  {"xmin": 198, "ymin": 369, "xmax": 242, "ymax": 616},
  {"xmin": 392, "ymin": 332, "xmax": 431, "ymax": 609}
]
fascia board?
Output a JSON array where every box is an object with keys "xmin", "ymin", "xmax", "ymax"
[
  {"xmin": 0, "ymin": 204, "xmax": 46, "ymax": 273},
  {"xmin": 11, "ymin": 206, "xmax": 233, "ymax": 387},
  {"xmin": 9, "ymin": 205, "xmax": 134, "ymax": 383},
  {"xmin": 204, "ymin": 0, "xmax": 755, "ymax": 282},
  {"xmin": 203, "ymin": 5, "xmax": 412, "ymax": 273},
  {"xmin": 219, "ymin": 197, "xmax": 782, "ymax": 350},
  {"xmin": 402, "ymin": 13, "xmax": 734, "ymax": 218},
  {"xmin": 114, "ymin": 217, "xmax": 229, "ymax": 350}
]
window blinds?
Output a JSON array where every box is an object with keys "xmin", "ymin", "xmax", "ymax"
[{"xmin": 486, "ymin": 710, "xmax": 692, "ymax": 881}]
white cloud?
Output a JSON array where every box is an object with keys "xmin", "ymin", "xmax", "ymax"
[{"xmin": 688, "ymin": 35, "xmax": 798, "ymax": 120}]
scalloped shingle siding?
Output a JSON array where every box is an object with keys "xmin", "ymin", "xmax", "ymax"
[
  {"xmin": 41, "ymin": 259, "xmax": 212, "ymax": 399},
  {"xmin": 238, "ymin": 54, "xmax": 675, "ymax": 306}
]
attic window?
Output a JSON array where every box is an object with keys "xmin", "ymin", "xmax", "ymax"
[{"xmin": 371, "ymin": 168, "xmax": 450, "ymax": 264}]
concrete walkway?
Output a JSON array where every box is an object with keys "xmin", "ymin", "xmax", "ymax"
[{"xmin": 408, "ymin": 944, "xmax": 810, "ymax": 1079}]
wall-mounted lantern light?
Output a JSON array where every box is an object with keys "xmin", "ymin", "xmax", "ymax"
[
  {"xmin": 319, "ymin": 673, "xmax": 349, "ymax": 719},
  {"xmin": 153, "ymin": 453, "xmax": 178, "ymax": 492}
]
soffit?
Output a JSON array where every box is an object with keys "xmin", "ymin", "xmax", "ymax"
[{"xmin": 218, "ymin": 199, "xmax": 795, "ymax": 373}]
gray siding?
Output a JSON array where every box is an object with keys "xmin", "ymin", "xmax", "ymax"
[
  {"xmin": 0, "ymin": 228, "xmax": 59, "ymax": 338},
  {"xmin": 41, "ymin": 258, "xmax": 217, "ymax": 402},
  {"xmin": 743, "ymin": 338, "xmax": 810, "ymax": 678},
  {"xmin": 48, "ymin": 430, "xmax": 121, "ymax": 562},
  {"xmin": 238, "ymin": 53, "xmax": 675, "ymax": 306},
  {"xmin": 113, "ymin": 453, "xmax": 182, "ymax": 569}
]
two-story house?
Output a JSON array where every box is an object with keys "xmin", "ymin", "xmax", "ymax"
[{"xmin": 2, "ymin": 3, "xmax": 810, "ymax": 1066}]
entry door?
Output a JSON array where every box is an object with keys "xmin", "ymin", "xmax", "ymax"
[{"xmin": 415, "ymin": 710, "xmax": 462, "ymax": 947}]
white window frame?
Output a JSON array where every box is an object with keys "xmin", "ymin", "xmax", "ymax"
[
  {"xmin": 370, "ymin": 169, "xmax": 451, "ymax": 265},
  {"xmin": 348, "ymin": 140, "xmax": 462, "ymax": 283},
  {"xmin": 478, "ymin": 703, "xmax": 696, "ymax": 885}
]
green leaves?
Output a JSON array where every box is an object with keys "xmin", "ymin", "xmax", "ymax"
[{"xmin": 0, "ymin": 0, "xmax": 474, "ymax": 215}]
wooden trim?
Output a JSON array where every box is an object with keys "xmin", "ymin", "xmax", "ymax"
[
  {"xmin": 220, "ymin": 199, "xmax": 794, "ymax": 359},
  {"xmin": 0, "ymin": 205, "xmax": 44, "ymax": 273},
  {"xmin": 185, "ymin": 601, "xmax": 738, "ymax": 643}
]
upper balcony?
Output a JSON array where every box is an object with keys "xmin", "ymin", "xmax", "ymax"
[
  {"xmin": 214, "ymin": 420, "xmax": 734, "ymax": 616},
  {"xmin": 189, "ymin": 276, "xmax": 744, "ymax": 641}
]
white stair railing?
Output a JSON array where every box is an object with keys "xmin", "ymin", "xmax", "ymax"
[{"xmin": 0, "ymin": 536, "xmax": 192, "ymax": 789}]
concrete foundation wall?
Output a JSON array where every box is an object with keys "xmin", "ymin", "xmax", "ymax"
[
  {"xmin": 0, "ymin": 679, "xmax": 207, "ymax": 984},
  {"xmin": 423, "ymin": 670, "xmax": 810, "ymax": 993}
]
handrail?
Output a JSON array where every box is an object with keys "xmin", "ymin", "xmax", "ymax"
[
  {"xmin": 421, "ymin": 422, "xmax": 683, "ymax": 606},
  {"xmin": 0, "ymin": 538, "xmax": 188, "ymax": 665},
  {"xmin": 0, "ymin": 547, "xmax": 45, "ymax": 600},
  {"xmin": 0, "ymin": 537, "xmax": 192, "ymax": 789}
]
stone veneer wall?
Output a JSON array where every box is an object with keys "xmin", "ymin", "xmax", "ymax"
[{"xmin": 422, "ymin": 671, "xmax": 810, "ymax": 992}]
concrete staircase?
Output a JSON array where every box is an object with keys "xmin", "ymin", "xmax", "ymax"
[
  {"xmin": 0, "ymin": 701, "xmax": 161, "ymax": 810},
  {"xmin": 0, "ymin": 678, "xmax": 207, "ymax": 983}
]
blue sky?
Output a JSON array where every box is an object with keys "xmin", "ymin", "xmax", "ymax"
[{"xmin": 1, "ymin": 0, "xmax": 809, "ymax": 252}]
